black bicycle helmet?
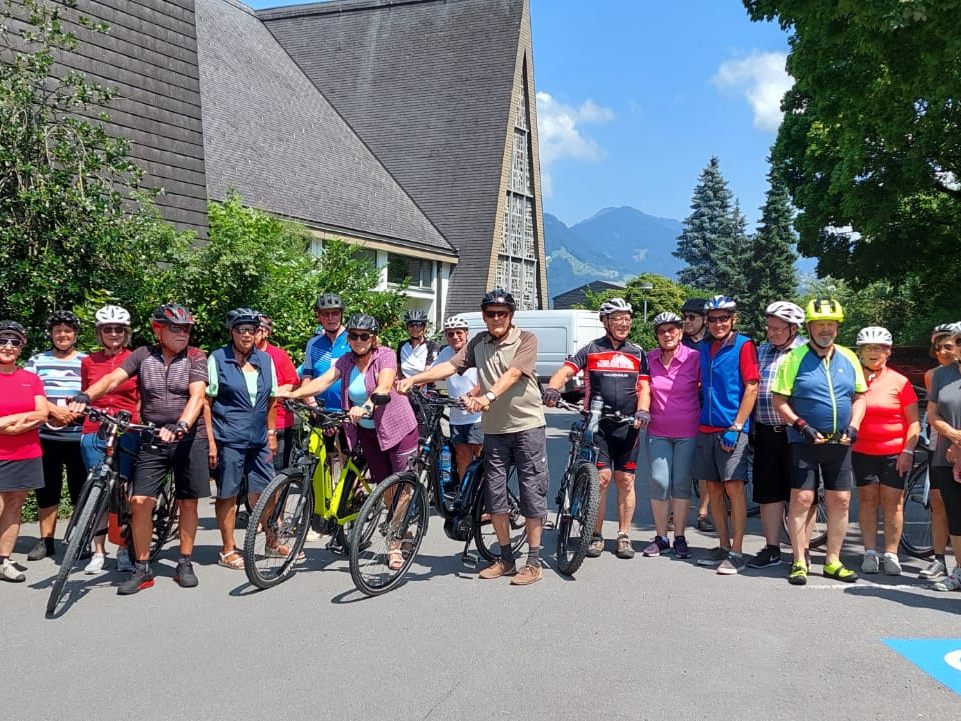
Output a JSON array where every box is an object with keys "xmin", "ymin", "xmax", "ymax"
[
  {"xmin": 315, "ymin": 293, "xmax": 344, "ymax": 312},
  {"xmin": 224, "ymin": 307, "xmax": 260, "ymax": 332},
  {"xmin": 151, "ymin": 303, "xmax": 195, "ymax": 326},
  {"xmin": 404, "ymin": 309, "xmax": 429, "ymax": 324},
  {"xmin": 46, "ymin": 310, "xmax": 80, "ymax": 332},
  {"xmin": 0, "ymin": 320, "xmax": 28, "ymax": 342},
  {"xmin": 681, "ymin": 298, "xmax": 708, "ymax": 315},
  {"xmin": 345, "ymin": 313, "xmax": 379, "ymax": 334},
  {"xmin": 481, "ymin": 288, "xmax": 516, "ymax": 311}
]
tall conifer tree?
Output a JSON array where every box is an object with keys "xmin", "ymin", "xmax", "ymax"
[{"xmin": 674, "ymin": 157, "xmax": 735, "ymax": 289}]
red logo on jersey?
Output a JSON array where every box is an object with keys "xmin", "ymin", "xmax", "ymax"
[{"xmin": 586, "ymin": 351, "xmax": 641, "ymax": 373}]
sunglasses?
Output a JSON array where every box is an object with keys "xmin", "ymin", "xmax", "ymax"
[
  {"xmin": 232, "ymin": 325, "xmax": 258, "ymax": 335},
  {"xmin": 348, "ymin": 332, "xmax": 372, "ymax": 342},
  {"xmin": 165, "ymin": 325, "xmax": 191, "ymax": 335},
  {"xmin": 483, "ymin": 310, "xmax": 510, "ymax": 319},
  {"xmin": 706, "ymin": 315, "xmax": 732, "ymax": 323},
  {"xmin": 683, "ymin": 313, "xmax": 701, "ymax": 321},
  {"xmin": 100, "ymin": 325, "xmax": 127, "ymax": 335},
  {"xmin": 0, "ymin": 337, "xmax": 24, "ymax": 348},
  {"xmin": 407, "ymin": 321, "xmax": 426, "ymax": 328}
]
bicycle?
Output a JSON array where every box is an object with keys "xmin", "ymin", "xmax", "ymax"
[
  {"xmin": 901, "ymin": 390, "xmax": 933, "ymax": 558},
  {"xmin": 551, "ymin": 396, "xmax": 634, "ymax": 576},
  {"xmin": 46, "ymin": 408, "xmax": 156, "ymax": 616},
  {"xmin": 242, "ymin": 399, "xmax": 372, "ymax": 589},
  {"xmin": 348, "ymin": 388, "xmax": 525, "ymax": 596}
]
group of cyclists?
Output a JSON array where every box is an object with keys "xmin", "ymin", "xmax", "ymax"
[{"xmin": 1, "ymin": 285, "xmax": 960, "ymax": 594}]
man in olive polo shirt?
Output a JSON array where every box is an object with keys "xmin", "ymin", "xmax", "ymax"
[{"xmin": 397, "ymin": 288, "xmax": 548, "ymax": 586}]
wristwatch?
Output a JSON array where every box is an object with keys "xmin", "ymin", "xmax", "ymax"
[{"xmin": 484, "ymin": 391, "xmax": 497, "ymax": 403}]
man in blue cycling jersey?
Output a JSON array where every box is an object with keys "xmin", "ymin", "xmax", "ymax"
[
  {"xmin": 302, "ymin": 293, "xmax": 349, "ymax": 410},
  {"xmin": 772, "ymin": 298, "xmax": 867, "ymax": 586}
]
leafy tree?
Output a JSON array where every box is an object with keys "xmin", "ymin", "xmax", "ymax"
[
  {"xmin": 0, "ymin": 0, "xmax": 187, "ymax": 352},
  {"xmin": 674, "ymin": 157, "xmax": 735, "ymax": 289},
  {"xmin": 744, "ymin": 0, "xmax": 961, "ymax": 320},
  {"xmin": 733, "ymin": 169, "xmax": 799, "ymax": 338}
]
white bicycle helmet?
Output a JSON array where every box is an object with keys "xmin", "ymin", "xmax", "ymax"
[
  {"xmin": 443, "ymin": 314, "xmax": 469, "ymax": 331},
  {"xmin": 598, "ymin": 297, "xmax": 633, "ymax": 319},
  {"xmin": 94, "ymin": 305, "xmax": 131, "ymax": 327},
  {"xmin": 856, "ymin": 326, "xmax": 893, "ymax": 346},
  {"xmin": 765, "ymin": 301, "xmax": 805, "ymax": 326},
  {"xmin": 704, "ymin": 295, "xmax": 737, "ymax": 312}
]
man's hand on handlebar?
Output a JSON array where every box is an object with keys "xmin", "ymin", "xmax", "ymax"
[{"xmin": 542, "ymin": 386, "xmax": 562, "ymax": 407}]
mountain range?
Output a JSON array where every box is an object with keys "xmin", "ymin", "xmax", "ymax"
[
  {"xmin": 544, "ymin": 205, "xmax": 817, "ymax": 300},
  {"xmin": 545, "ymin": 206, "xmax": 684, "ymax": 299}
]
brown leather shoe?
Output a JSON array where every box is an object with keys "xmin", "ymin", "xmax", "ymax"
[
  {"xmin": 510, "ymin": 563, "xmax": 543, "ymax": 586},
  {"xmin": 478, "ymin": 558, "xmax": 516, "ymax": 579}
]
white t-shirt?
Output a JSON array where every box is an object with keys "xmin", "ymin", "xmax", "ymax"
[
  {"xmin": 434, "ymin": 346, "xmax": 482, "ymax": 426},
  {"xmin": 399, "ymin": 341, "xmax": 431, "ymax": 379}
]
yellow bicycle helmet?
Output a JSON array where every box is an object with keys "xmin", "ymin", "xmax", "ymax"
[{"xmin": 805, "ymin": 297, "xmax": 844, "ymax": 323}]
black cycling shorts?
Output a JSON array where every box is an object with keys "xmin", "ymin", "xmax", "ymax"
[
  {"xmin": 595, "ymin": 420, "xmax": 638, "ymax": 473},
  {"xmin": 132, "ymin": 432, "xmax": 211, "ymax": 500},
  {"xmin": 852, "ymin": 452, "xmax": 905, "ymax": 490},
  {"xmin": 789, "ymin": 443, "xmax": 853, "ymax": 492}
]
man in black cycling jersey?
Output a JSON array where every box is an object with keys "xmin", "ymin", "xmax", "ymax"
[{"xmin": 544, "ymin": 298, "xmax": 650, "ymax": 559}]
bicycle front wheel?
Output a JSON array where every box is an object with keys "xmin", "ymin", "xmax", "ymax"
[
  {"xmin": 473, "ymin": 464, "xmax": 527, "ymax": 563},
  {"xmin": 901, "ymin": 464, "xmax": 934, "ymax": 558},
  {"xmin": 349, "ymin": 472, "xmax": 427, "ymax": 596},
  {"xmin": 243, "ymin": 471, "xmax": 312, "ymax": 589},
  {"xmin": 557, "ymin": 463, "xmax": 599, "ymax": 576},
  {"xmin": 47, "ymin": 483, "xmax": 105, "ymax": 616}
]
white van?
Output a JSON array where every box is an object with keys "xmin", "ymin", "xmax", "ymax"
[{"xmin": 455, "ymin": 310, "xmax": 605, "ymax": 394}]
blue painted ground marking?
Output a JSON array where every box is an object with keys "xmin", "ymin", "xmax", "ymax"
[{"xmin": 883, "ymin": 638, "xmax": 961, "ymax": 697}]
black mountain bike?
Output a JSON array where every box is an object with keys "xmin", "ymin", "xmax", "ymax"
[
  {"xmin": 46, "ymin": 409, "xmax": 156, "ymax": 616},
  {"xmin": 348, "ymin": 388, "xmax": 524, "ymax": 596},
  {"xmin": 550, "ymin": 396, "xmax": 634, "ymax": 576}
]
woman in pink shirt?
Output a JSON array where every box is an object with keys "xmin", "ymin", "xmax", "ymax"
[
  {"xmin": 852, "ymin": 327, "xmax": 920, "ymax": 576},
  {"xmin": 640, "ymin": 313, "xmax": 701, "ymax": 559}
]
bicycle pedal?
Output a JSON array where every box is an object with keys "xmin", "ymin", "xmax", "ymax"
[{"xmin": 461, "ymin": 552, "xmax": 477, "ymax": 567}]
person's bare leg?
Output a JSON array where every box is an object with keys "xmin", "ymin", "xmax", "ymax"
[
  {"xmin": 129, "ymin": 496, "xmax": 156, "ymax": 561},
  {"xmin": 0, "ymin": 491, "xmax": 28, "ymax": 556},
  {"xmin": 215, "ymin": 497, "xmax": 237, "ymax": 554},
  {"xmin": 707, "ymin": 480, "xmax": 730, "ymax": 548},
  {"xmin": 178, "ymin": 498, "xmax": 199, "ymax": 556},
  {"xmin": 593, "ymin": 468, "xmax": 612, "ymax": 535},
  {"xmin": 880, "ymin": 485, "xmax": 904, "ymax": 555},
  {"xmin": 858, "ymin": 484, "xmax": 879, "ymax": 552},
  {"xmin": 724, "ymin": 480, "xmax": 746, "ymax": 553},
  {"xmin": 823, "ymin": 490, "xmax": 851, "ymax": 566},
  {"xmin": 614, "ymin": 470, "xmax": 636, "ymax": 535}
]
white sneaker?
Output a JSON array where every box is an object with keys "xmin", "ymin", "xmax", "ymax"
[
  {"xmin": 305, "ymin": 529, "xmax": 322, "ymax": 542},
  {"xmin": 882, "ymin": 552, "xmax": 902, "ymax": 576},
  {"xmin": 84, "ymin": 553, "xmax": 106, "ymax": 575},
  {"xmin": 0, "ymin": 558, "xmax": 25, "ymax": 582},
  {"xmin": 919, "ymin": 557, "xmax": 947, "ymax": 579},
  {"xmin": 861, "ymin": 550, "xmax": 880, "ymax": 574},
  {"xmin": 116, "ymin": 548, "xmax": 134, "ymax": 572}
]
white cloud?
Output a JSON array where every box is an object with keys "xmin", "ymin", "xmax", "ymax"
[
  {"xmin": 712, "ymin": 51, "xmax": 793, "ymax": 132},
  {"xmin": 535, "ymin": 91, "xmax": 614, "ymax": 197}
]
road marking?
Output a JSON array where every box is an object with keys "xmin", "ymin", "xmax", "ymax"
[{"xmin": 884, "ymin": 639, "xmax": 961, "ymax": 697}]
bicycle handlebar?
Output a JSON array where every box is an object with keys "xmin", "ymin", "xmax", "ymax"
[
  {"xmin": 554, "ymin": 399, "xmax": 633, "ymax": 424},
  {"xmin": 281, "ymin": 398, "xmax": 352, "ymax": 426},
  {"xmin": 85, "ymin": 408, "xmax": 156, "ymax": 435},
  {"xmin": 409, "ymin": 386, "xmax": 466, "ymax": 409}
]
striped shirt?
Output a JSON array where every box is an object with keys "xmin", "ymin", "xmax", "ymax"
[
  {"xmin": 25, "ymin": 349, "xmax": 87, "ymax": 436},
  {"xmin": 121, "ymin": 345, "xmax": 208, "ymax": 429},
  {"xmin": 755, "ymin": 335, "xmax": 805, "ymax": 426}
]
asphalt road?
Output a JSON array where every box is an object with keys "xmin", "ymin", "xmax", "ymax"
[{"xmin": 2, "ymin": 409, "xmax": 959, "ymax": 720}]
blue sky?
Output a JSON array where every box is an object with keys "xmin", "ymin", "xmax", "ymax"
[{"xmin": 245, "ymin": 1, "xmax": 791, "ymax": 229}]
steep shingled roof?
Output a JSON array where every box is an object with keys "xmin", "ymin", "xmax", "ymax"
[
  {"xmin": 194, "ymin": 0, "xmax": 453, "ymax": 256},
  {"xmin": 259, "ymin": 0, "xmax": 525, "ymax": 311}
]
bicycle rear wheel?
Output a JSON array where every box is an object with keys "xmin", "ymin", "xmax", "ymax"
[
  {"xmin": 474, "ymin": 465, "xmax": 527, "ymax": 563},
  {"xmin": 47, "ymin": 484, "xmax": 104, "ymax": 616},
  {"xmin": 243, "ymin": 471, "xmax": 311, "ymax": 589},
  {"xmin": 349, "ymin": 471, "xmax": 428, "ymax": 596},
  {"xmin": 900, "ymin": 464, "xmax": 934, "ymax": 559},
  {"xmin": 556, "ymin": 463, "xmax": 599, "ymax": 577}
]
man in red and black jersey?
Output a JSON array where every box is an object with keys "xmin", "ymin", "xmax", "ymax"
[
  {"xmin": 71, "ymin": 304, "xmax": 209, "ymax": 595},
  {"xmin": 544, "ymin": 298, "xmax": 651, "ymax": 559}
]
